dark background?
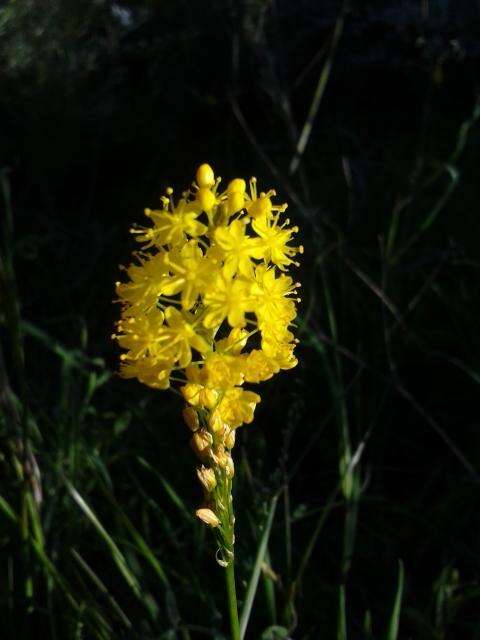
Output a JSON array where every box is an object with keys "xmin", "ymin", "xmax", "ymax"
[{"xmin": 1, "ymin": 1, "xmax": 480, "ymax": 638}]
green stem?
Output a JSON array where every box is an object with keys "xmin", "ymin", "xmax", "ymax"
[{"xmin": 225, "ymin": 560, "xmax": 240, "ymax": 640}]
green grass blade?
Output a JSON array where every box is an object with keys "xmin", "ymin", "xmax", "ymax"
[
  {"xmin": 262, "ymin": 549, "xmax": 277, "ymax": 626},
  {"xmin": 240, "ymin": 494, "xmax": 279, "ymax": 640},
  {"xmin": 287, "ymin": 440, "xmax": 367, "ymax": 608},
  {"xmin": 67, "ymin": 481, "xmax": 142, "ymax": 598},
  {"xmin": 96, "ymin": 477, "xmax": 170, "ymax": 589},
  {"xmin": 337, "ymin": 584, "xmax": 347, "ymax": 640},
  {"xmin": 0, "ymin": 492, "xmax": 17, "ymax": 523},
  {"xmin": 137, "ymin": 456, "xmax": 193, "ymax": 522},
  {"xmin": 289, "ymin": 4, "xmax": 345, "ymax": 175},
  {"xmin": 71, "ymin": 549, "xmax": 132, "ymax": 629},
  {"xmin": 387, "ymin": 560, "xmax": 404, "ymax": 640}
]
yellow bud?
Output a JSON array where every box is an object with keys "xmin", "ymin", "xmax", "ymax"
[
  {"xmin": 224, "ymin": 428, "xmax": 236, "ymax": 450},
  {"xmin": 225, "ymin": 455, "xmax": 235, "ymax": 478},
  {"xmin": 197, "ymin": 187, "xmax": 216, "ymax": 214},
  {"xmin": 208, "ymin": 410, "xmax": 225, "ymax": 434},
  {"xmin": 191, "ymin": 429, "xmax": 213, "ymax": 458},
  {"xmin": 227, "ymin": 191, "xmax": 245, "ymax": 215},
  {"xmin": 197, "ymin": 466, "xmax": 217, "ymax": 492},
  {"xmin": 182, "ymin": 406, "xmax": 199, "ymax": 431},
  {"xmin": 227, "ymin": 178, "xmax": 246, "ymax": 194},
  {"xmin": 196, "ymin": 507, "xmax": 220, "ymax": 527},
  {"xmin": 212, "ymin": 445, "xmax": 230, "ymax": 470},
  {"xmin": 248, "ymin": 195, "xmax": 272, "ymax": 219},
  {"xmin": 182, "ymin": 382, "xmax": 203, "ymax": 407},
  {"xmin": 196, "ymin": 164, "xmax": 215, "ymax": 188}
]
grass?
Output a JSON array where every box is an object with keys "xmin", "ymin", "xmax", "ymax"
[{"xmin": 1, "ymin": 2, "xmax": 480, "ymax": 638}]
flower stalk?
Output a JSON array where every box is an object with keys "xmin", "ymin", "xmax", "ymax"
[{"xmin": 225, "ymin": 559, "xmax": 240, "ymax": 640}]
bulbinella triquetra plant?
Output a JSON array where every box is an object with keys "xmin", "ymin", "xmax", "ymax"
[{"xmin": 113, "ymin": 164, "xmax": 302, "ymax": 567}]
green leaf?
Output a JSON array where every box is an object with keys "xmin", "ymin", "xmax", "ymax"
[
  {"xmin": 67, "ymin": 481, "xmax": 142, "ymax": 599},
  {"xmin": 387, "ymin": 560, "xmax": 404, "ymax": 640},
  {"xmin": 240, "ymin": 495, "xmax": 278, "ymax": 640}
]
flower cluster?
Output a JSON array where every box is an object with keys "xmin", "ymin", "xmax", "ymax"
[{"xmin": 114, "ymin": 164, "xmax": 302, "ymax": 564}]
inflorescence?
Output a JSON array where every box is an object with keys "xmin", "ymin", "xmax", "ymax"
[{"xmin": 113, "ymin": 164, "xmax": 302, "ymax": 565}]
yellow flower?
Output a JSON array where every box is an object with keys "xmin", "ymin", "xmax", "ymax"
[
  {"xmin": 116, "ymin": 309, "xmax": 171, "ymax": 360},
  {"xmin": 163, "ymin": 306, "xmax": 209, "ymax": 367},
  {"xmin": 120, "ymin": 356, "xmax": 172, "ymax": 390},
  {"xmin": 116, "ymin": 252, "xmax": 169, "ymax": 315},
  {"xmin": 214, "ymin": 219, "xmax": 263, "ymax": 278},
  {"xmin": 252, "ymin": 264, "xmax": 299, "ymax": 326},
  {"xmin": 241, "ymin": 349, "xmax": 278, "ymax": 383},
  {"xmin": 253, "ymin": 215, "xmax": 303, "ymax": 270},
  {"xmin": 245, "ymin": 178, "xmax": 287, "ymax": 221},
  {"xmin": 203, "ymin": 269, "xmax": 253, "ymax": 329},
  {"xmin": 181, "ymin": 365, "xmax": 219, "ymax": 409},
  {"xmin": 217, "ymin": 388, "xmax": 261, "ymax": 429},
  {"xmin": 204, "ymin": 352, "xmax": 244, "ymax": 388},
  {"xmin": 247, "ymin": 193, "xmax": 273, "ymax": 220},
  {"xmin": 132, "ymin": 199, "xmax": 206, "ymax": 248},
  {"xmin": 161, "ymin": 240, "xmax": 214, "ymax": 310},
  {"xmin": 261, "ymin": 336, "xmax": 298, "ymax": 370}
]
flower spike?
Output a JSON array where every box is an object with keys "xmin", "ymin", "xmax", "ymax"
[{"xmin": 114, "ymin": 163, "xmax": 301, "ymax": 565}]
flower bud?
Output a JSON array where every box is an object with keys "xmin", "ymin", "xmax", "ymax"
[
  {"xmin": 208, "ymin": 410, "xmax": 225, "ymax": 434},
  {"xmin": 225, "ymin": 455, "xmax": 235, "ymax": 478},
  {"xmin": 182, "ymin": 406, "xmax": 199, "ymax": 431},
  {"xmin": 227, "ymin": 191, "xmax": 245, "ymax": 215},
  {"xmin": 212, "ymin": 445, "xmax": 229, "ymax": 470},
  {"xmin": 197, "ymin": 466, "xmax": 216, "ymax": 492},
  {"xmin": 191, "ymin": 429, "xmax": 213, "ymax": 459},
  {"xmin": 196, "ymin": 164, "xmax": 215, "ymax": 188},
  {"xmin": 197, "ymin": 187, "xmax": 216, "ymax": 214},
  {"xmin": 196, "ymin": 507, "xmax": 220, "ymax": 527},
  {"xmin": 202, "ymin": 387, "xmax": 219, "ymax": 409},
  {"xmin": 227, "ymin": 178, "xmax": 246, "ymax": 194},
  {"xmin": 224, "ymin": 428, "xmax": 236, "ymax": 450}
]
